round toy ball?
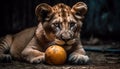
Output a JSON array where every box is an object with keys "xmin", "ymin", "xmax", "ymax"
[{"xmin": 45, "ymin": 45, "xmax": 67, "ymax": 65}]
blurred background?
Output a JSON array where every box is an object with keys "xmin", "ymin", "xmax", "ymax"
[{"xmin": 1, "ymin": 0, "xmax": 120, "ymax": 41}]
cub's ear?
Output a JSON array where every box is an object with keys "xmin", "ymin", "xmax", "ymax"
[
  {"xmin": 35, "ymin": 3, "xmax": 52, "ymax": 22},
  {"xmin": 71, "ymin": 2, "xmax": 87, "ymax": 19}
]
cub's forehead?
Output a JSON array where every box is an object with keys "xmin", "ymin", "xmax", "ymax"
[
  {"xmin": 52, "ymin": 3, "xmax": 76, "ymax": 23},
  {"xmin": 52, "ymin": 3, "xmax": 71, "ymax": 13}
]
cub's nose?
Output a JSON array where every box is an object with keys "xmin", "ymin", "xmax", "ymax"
[{"xmin": 61, "ymin": 32, "xmax": 72, "ymax": 41}]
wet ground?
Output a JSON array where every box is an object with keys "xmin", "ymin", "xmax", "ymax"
[{"xmin": 0, "ymin": 38, "xmax": 120, "ymax": 69}]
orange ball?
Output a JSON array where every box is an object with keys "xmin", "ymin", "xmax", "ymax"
[{"xmin": 45, "ymin": 45, "xmax": 67, "ymax": 65}]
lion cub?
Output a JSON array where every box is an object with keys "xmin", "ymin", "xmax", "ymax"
[{"xmin": 0, "ymin": 2, "xmax": 89, "ymax": 64}]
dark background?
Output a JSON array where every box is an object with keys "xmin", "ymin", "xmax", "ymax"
[{"xmin": 1, "ymin": 0, "xmax": 120, "ymax": 40}]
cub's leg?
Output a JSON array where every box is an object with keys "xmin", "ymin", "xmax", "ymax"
[
  {"xmin": 22, "ymin": 37, "xmax": 45, "ymax": 63},
  {"xmin": 0, "ymin": 35, "xmax": 13, "ymax": 62},
  {"xmin": 68, "ymin": 43, "xmax": 89, "ymax": 64}
]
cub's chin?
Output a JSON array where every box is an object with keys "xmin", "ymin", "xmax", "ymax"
[{"xmin": 54, "ymin": 39, "xmax": 76, "ymax": 51}]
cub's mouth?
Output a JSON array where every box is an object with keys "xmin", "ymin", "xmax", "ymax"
[
  {"xmin": 54, "ymin": 39, "xmax": 76, "ymax": 46},
  {"xmin": 54, "ymin": 39, "xmax": 76, "ymax": 51}
]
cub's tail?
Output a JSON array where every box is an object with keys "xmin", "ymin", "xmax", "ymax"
[{"xmin": 0, "ymin": 35, "xmax": 13, "ymax": 62}]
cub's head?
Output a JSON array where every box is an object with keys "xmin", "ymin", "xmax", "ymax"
[{"xmin": 35, "ymin": 2, "xmax": 87, "ymax": 46}]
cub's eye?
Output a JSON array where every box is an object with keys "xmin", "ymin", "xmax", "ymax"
[
  {"xmin": 52, "ymin": 23, "xmax": 61, "ymax": 31},
  {"xmin": 70, "ymin": 22, "xmax": 76, "ymax": 27},
  {"xmin": 69, "ymin": 22, "xmax": 77, "ymax": 30},
  {"xmin": 54, "ymin": 23, "xmax": 60, "ymax": 28}
]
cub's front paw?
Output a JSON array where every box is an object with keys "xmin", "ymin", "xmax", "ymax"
[
  {"xmin": 30, "ymin": 55, "xmax": 45, "ymax": 64},
  {"xmin": 0, "ymin": 54, "xmax": 12, "ymax": 62},
  {"xmin": 68, "ymin": 53, "xmax": 89, "ymax": 65}
]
